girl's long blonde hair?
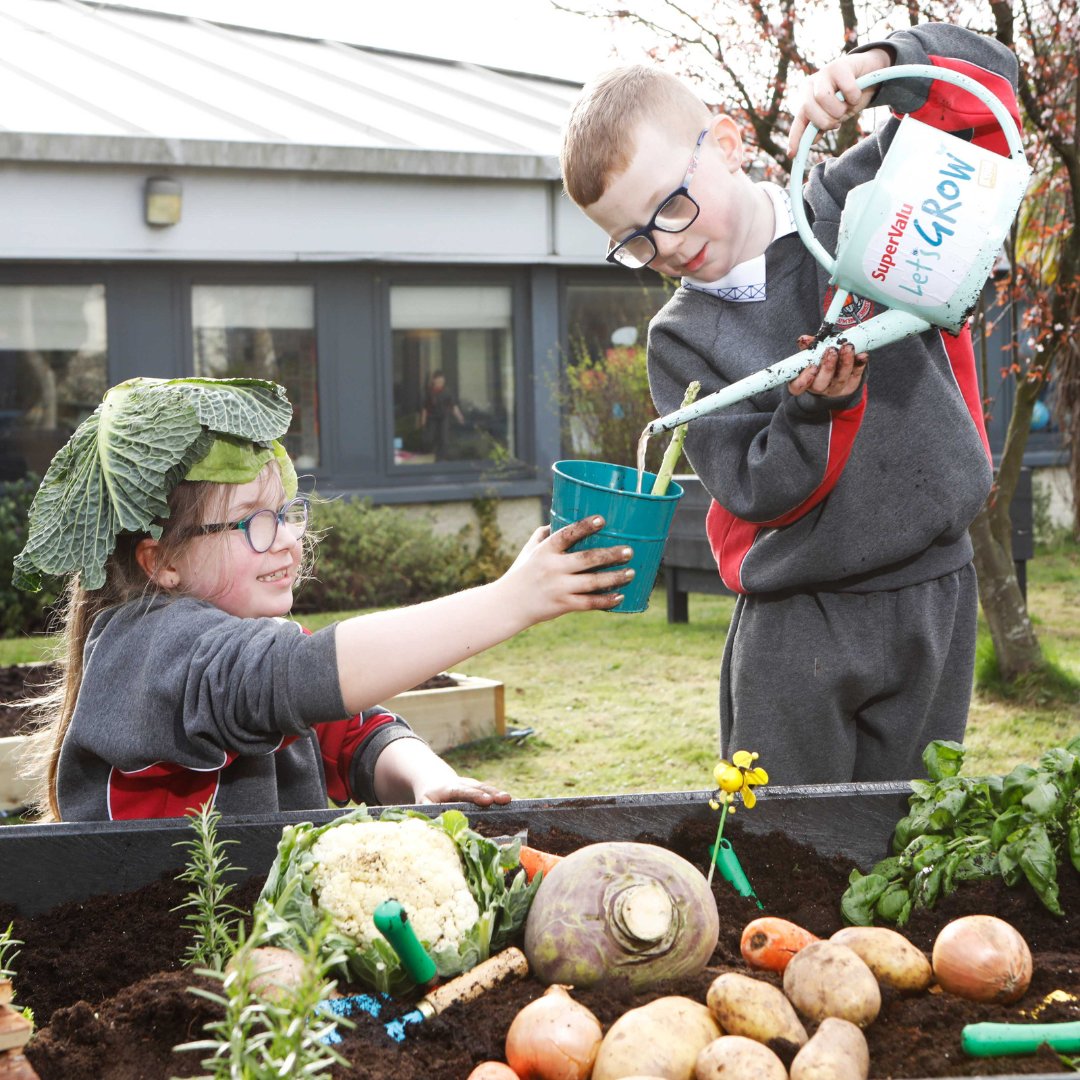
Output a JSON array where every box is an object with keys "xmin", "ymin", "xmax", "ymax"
[{"xmin": 20, "ymin": 466, "xmax": 316, "ymax": 822}]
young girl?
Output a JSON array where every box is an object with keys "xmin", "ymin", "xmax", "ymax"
[{"xmin": 17, "ymin": 378, "xmax": 634, "ymax": 822}]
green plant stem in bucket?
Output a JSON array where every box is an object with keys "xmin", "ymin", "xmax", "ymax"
[{"xmin": 652, "ymin": 381, "xmax": 700, "ymax": 497}]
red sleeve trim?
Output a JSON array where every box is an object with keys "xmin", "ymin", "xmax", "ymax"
[
  {"xmin": 706, "ymin": 389, "xmax": 867, "ymax": 592},
  {"xmin": 940, "ymin": 327, "xmax": 992, "ymax": 461},
  {"xmin": 314, "ymin": 711, "xmax": 397, "ymax": 805},
  {"xmin": 902, "ymin": 56, "xmax": 1022, "ymax": 158}
]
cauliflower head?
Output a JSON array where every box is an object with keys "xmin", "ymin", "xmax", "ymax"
[{"xmin": 310, "ymin": 817, "xmax": 480, "ymax": 953}]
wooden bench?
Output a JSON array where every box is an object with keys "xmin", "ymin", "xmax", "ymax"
[{"xmin": 662, "ymin": 470, "xmax": 1034, "ymax": 623}]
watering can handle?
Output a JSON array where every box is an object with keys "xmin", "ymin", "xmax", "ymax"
[{"xmin": 789, "ymin": 63, "xmax": 1026, "ymax": 277}]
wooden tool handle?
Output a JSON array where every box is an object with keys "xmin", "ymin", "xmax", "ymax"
[{"xmin": 418, "ymin": 947, "xmax": 529, "ymax": 1019}]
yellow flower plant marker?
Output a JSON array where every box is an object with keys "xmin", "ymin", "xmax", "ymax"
[{"xmin": 707, "ymin": 750, "xmax": 768, "ymax": 907}]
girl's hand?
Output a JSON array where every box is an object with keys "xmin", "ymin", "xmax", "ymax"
[
  {"xmin": 787, "ymin": 47, "xmax": 892, "ymax": 156},
  {"xmin": 501, "ymin": 516, "xmax": 634, "ymax": 624},
  {"xmin": 789, "ymin": 337, "xmax": 869, "ymax": 399},
  {"xmin": 415, "ymin": 776, "xmax": 511, "ymax": 806}
]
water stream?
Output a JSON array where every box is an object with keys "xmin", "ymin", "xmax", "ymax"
[{"xmin": 635, "ymin": 425, "xmax": 652, "ymax": 493}]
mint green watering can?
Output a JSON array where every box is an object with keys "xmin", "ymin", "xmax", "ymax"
[{"xmin": 644, "ymin": 64, "xmax": 1031, "ymax": 437}]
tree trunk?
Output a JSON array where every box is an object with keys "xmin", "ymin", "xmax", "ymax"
[
  {"xmin": 971, "ymin": 376, "xmax": 1044, "ymax": 680},
  {"xmin": 970, "ymin": 507, "xmax": 1041, "ymax": 679}
]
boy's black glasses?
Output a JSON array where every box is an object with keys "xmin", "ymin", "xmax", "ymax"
[
  {"xmin": 605, "ymin": 128, "xmax": 708, "ymax": 270},
  {"xmin": 195, "ymin": 497, "xmax": 309, "ymax": 553}
]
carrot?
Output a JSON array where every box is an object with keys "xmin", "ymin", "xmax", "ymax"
[
  {"xmin": 518, "ymin": 845, "xmax": 564, "ymax": 883},
  {"xmin": 740, "ymin": 916, "xmax": 819, "ymax": 973}
]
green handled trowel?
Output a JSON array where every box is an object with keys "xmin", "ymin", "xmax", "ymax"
[{"xmin": 962, "ymin": 1019, "xmax": 1080, "ymax": 1057}]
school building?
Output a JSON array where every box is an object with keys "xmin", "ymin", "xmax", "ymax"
[{"xmin": 0, "ymin": 0, "xmax": 1069, "ymax": 547}]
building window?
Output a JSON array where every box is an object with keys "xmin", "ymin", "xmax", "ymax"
[
  {"xmin": 0, "ymin": 284, "xmax": 108, "ymax": 482},
  {"xmin": 192, "ymin": 285, "xmax": 319, "ymax": 469},
  {"xmin": 565, "ymin": 280, "xmax": 670, "ymax": 364},
  {"xmin": 391, "ymin": 285, "xmax": 516, "ymax": 467},
  {"xmin": 562, "ymin": 279, "xmax": 670, "ymax": 461}
]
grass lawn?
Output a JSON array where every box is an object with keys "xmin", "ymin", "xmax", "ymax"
[{"xmin": 3, "ymin": 544, "xmax": 1077, "ymax": 798}]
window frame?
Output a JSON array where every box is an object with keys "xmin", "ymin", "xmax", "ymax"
[{"xmin": 375, "ymin": 266, "xmax": 538, "ymax": 486}]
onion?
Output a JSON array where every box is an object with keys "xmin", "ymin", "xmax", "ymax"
[
  {"xmin": 467, "ymin": 1064, "xmax": 521, "ymax": 1080},
  {"xmin": 505, "ymin": 985, "xmax": 603, "ymax": 1080},
  {"xmin": 931, "ymin": 915, "xmax": 1033, "ymax": 1003}
]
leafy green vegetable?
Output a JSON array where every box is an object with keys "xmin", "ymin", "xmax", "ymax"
[
  {"xmin": 255, "ymin": 807, "xmax": 538, "ymax": 995},
  {"xmin": 842, "ymin": 736, "xmax": 1080, "ymax": 926},
  {"xmin": 14, "ymin": 377, "xmax": 293, "ymax": 592}
]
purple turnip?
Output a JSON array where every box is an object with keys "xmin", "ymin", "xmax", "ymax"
[{"xmin": 523, "ymin": 841, "xmax": 719, "ymax": 989}]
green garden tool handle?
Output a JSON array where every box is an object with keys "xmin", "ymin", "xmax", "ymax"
[
  {"xmin": 710, "ymin": 838, "xmax": 764, "ymax": 909},
  {"xmin": 962, "ymin": 1020, "xmax": 1080, "ymax": 1057},
  {"xmin": 373, "ymin": 899, "xmax": 438, "ymax": 986}
]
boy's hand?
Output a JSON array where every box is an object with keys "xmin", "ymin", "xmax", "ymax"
[
  {"xmin": 788, "ymin": 47, "xmax": 893, "ymax": 156},
  {"xmin": 789, "ymin": 337, "xmax": 868, "ymax": 399}
]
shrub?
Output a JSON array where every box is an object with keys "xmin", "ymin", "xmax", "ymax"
[
  {"xmin": 460, "ymin": 496, "xmax": 513, "ymax": 587},
  {"xmin": 560, "ymin": 344, "xmax": 666, "ymax": 473},
  {"xmin": 293, "ymin": 497, "xmax": 505, "ymax": 614},
  {"xmin": 0, "ymin": 478, "xmax": 63, "ymax": 639}
]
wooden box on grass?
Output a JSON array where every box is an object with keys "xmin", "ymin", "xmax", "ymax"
[
  {"xmin": 388, "ymin": 674, "xmax": 505, "ymax": 753},
  {"xmin": 0, "ymin": 738, "xmax": 31, "ymax": 814}
]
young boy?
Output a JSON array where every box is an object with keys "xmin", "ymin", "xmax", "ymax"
[{"xmin": 561, "ymin": 24, "xmax": 1021, "ymax": 784}]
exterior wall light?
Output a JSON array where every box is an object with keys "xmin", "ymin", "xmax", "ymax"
[{"xmin": 145, "ymin": 177, "xmax": 182, "ymax": 226}]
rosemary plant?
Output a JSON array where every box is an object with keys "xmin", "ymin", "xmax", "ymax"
[
  {"xmin": 177, "ymin": 907, "xmax": 352, "ymax": 1078},
  {"xmin": 172, "ymin": 802, "xmax": 245, "ymax": 971},
  {"xmin": 1, "ymin": 921, "xmax": 34, "ymax": 1028},
  {"xmin": 0, "ymin": 922, "xmax": 20, "ymax": 981}
]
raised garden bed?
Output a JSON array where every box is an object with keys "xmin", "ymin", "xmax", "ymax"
[{"xmin": 0, "ymin": 785, "xmax": 1076, "ymax": 1079}]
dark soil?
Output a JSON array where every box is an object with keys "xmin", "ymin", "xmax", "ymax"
[
  {"xmin": 0, "ymin": 664, "xmax": 461, "ymax": 738},
  {"xmin": 3, "ymin": 816, "xmax": 1078, "ymax": 1080},
  {"xmin": 0, "ymin": 663, "xmax": 54, "ymax": 738}
]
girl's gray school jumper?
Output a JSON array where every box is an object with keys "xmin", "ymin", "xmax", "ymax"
[
  {"xmin": 57, "ymin": 596, "xmax": 421, "ymax": 821},
  {"xmin": 647, "ymin": 23, "xmax": 1017, "ymax": 783}
]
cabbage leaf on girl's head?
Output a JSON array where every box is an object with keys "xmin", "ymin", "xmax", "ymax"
[{"xmin": 13, "ymin": 376, "xmax": 294, "ymax": 592}]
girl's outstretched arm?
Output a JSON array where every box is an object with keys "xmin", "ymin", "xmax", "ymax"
[{"xmin": 333, "ymin": 515, "xmax": 632, "ymax": 715}]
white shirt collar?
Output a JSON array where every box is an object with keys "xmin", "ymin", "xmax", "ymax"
[{"xmin": 682, "ymin": 182, "xmax": 796, "ymax": 302}]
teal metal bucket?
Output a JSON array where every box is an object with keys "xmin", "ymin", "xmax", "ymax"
[{"xmin": 550, "ymin": 460, "xmax": 684, "ymax": 613}]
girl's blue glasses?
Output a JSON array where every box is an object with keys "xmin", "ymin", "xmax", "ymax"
[{"xmin": 196, "ymin": 497, "xmax": 309, "ymax": 553}]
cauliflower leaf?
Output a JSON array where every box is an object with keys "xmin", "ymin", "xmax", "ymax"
[{"xmin": 255, "ymin": 806, "xmax": 537, "ymax": 995}]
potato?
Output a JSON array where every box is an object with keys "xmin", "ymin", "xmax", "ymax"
[
  {"xmin": 830, "ymin": 926, "xmax": 932, "ymax": 992},
  {"xmin": 225, "ymin": 945, "xmax": 307, "ymax": 1001},
  {"xmin": 706, "ymin": 971, "xmax": 808, "ymax": 1049},
  {"xmin": 694, "ymin": 1036, "xmax": 788, "ymax": 1080},
  {"xmin": 789, "ymin": 1017, "xmax": 869, "ymax": 1080},
  {"xmin": 782, "ymin": 941, "xmax": 881, "ymax": 1027},
  {"xmin": 593, "ymin": 996, "xmax": 721, "ymax": 1080}
]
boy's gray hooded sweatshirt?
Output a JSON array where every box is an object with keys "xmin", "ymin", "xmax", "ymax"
[{"xmin": 648, "ymin": 23, "xmax": 1013, "ymax": 595}]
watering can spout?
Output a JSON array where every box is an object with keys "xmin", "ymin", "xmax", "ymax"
[{"xmin": 644, "ymin": 307, "xmax": 930, "ymax": 437}]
